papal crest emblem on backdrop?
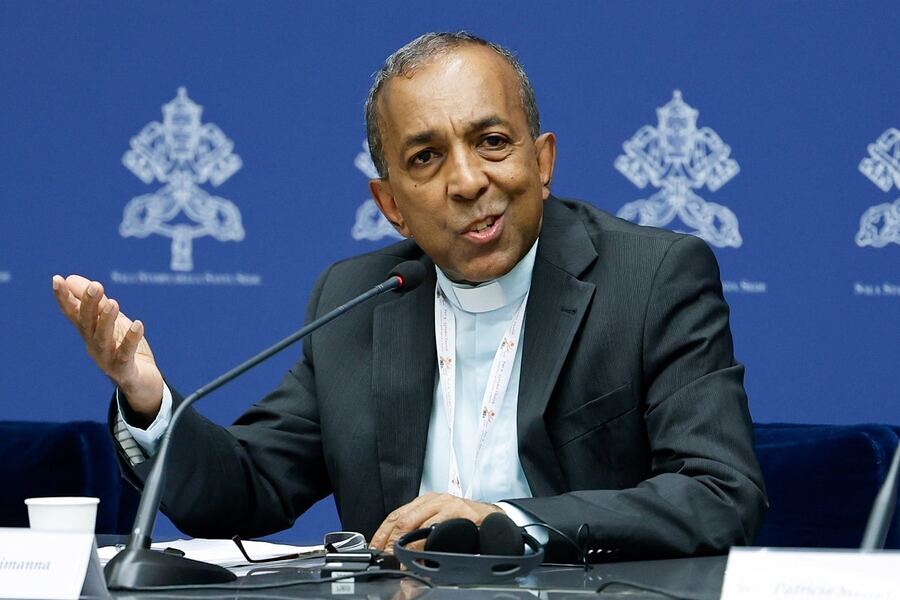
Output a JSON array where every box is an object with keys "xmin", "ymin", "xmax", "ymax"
[
  {"xmin": 615, "ymin": 91, "xmax": 743, "ymax": 248},
  {"xmin": 856, "ymin": 128, "xmax": 900, "ymax": 248},
  {"xmin": 120, "ymin": 87, "xmax": 245, "ymax": 271},
  {"xmin": 351, "ymin": 141, "xmax": 403, "ymax": 242}
]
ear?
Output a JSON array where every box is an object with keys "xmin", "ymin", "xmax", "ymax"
[
  {"xmin": 369, "ymin": 178, "xmax": 412, "ymax": 237},
  {"xmin": 533, "ymin": 132, "xmax": 557, "ymax": 201}
]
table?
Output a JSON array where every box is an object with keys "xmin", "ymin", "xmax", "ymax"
[{"xmin": 94, "ymin": 536, "xmax": 727, "ymax": 600}]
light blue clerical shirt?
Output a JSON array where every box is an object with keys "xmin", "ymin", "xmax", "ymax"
[{"xmin": 419, "ymin": 240, "xmax": 538, "ymax": 506}]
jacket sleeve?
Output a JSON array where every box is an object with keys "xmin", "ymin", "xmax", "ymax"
[
  {"xmin": 507, "ymin": 235, "xmax": 768, "ymax": 561},
  {"xmin": 108, "ymin": 265, "xmax": 335, "ymax": 539}
]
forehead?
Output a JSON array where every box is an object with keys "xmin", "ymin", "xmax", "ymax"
[{"xmin": 376, "ymin": 45, "xmax": 526, "ymax": 145}]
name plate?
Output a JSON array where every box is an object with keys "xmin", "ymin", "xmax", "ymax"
[
  {"xmin": 721, "ymin": 547, "xmax": 900, "ymax": 600},
  {"xmin": 0, "ymin": 528, "xmax": 108, "ymax": 599}
]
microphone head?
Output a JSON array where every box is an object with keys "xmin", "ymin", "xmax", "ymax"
[
  {"xmin": 389, "ymin": 260, "xmax": 427, "ymax": 292},
  {"xmin": 479, "ymin": 512, "xmax": 524, "ymax": 556}
]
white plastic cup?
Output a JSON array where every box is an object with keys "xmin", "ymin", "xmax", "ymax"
[{"xmin": 25, "ymin": 497, "xmax": 99, "ymax": 532}]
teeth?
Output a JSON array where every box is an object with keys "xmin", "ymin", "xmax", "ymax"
[{"xmin": 471, "ymin": 217, "xmax": 495, "ymax": 233}]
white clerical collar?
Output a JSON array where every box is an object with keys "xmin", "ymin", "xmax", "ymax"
[{"xmin": 435, "ymin": 239, "xmax": 539, "ymax": 314}]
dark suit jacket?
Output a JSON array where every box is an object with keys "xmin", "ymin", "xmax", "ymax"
[{"xmin": 113, "ymin": 197, "xmax": 767, "ymax": 561}]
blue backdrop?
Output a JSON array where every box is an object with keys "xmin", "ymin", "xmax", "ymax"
[{"xmin": 1, "ymin": 1, "xmax": 898, "ymax": 541}]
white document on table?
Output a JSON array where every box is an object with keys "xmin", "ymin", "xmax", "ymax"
[{"xmin": 98, "ymin": 538, "xmax": 323, "ymax": 571}]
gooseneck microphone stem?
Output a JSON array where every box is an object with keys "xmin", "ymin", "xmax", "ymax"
[
  {"xmin": 105, "ymin": 264, "xmax": 423, "ymax": 590},
  {"xmin": 127, "ymin": 275, "xmax": 403, "ymax": 551},
  {"xmin": 860, "ymin": 443, "xmax": 900, "ymax": 551}
]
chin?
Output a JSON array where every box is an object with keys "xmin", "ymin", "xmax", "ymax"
[{"xmin": 460, "ymin": 256, "xmax": 518, "ymax": 283}]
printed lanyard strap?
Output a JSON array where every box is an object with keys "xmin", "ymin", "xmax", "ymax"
[{"xmin": 434, "ymin": 284, "xmax": 528, "ymax": 498}]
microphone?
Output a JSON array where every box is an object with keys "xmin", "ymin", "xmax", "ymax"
[
  {"xmin": 389, "ymin": 260, "xmax": 427, "ymax": 292},
  {"xmin": 104, "ymin": 260, "xmax": 427, "ymax": 589},
  {"xmin": 860, "ymin": 442, "xmax": 900, "ymax": 551}
]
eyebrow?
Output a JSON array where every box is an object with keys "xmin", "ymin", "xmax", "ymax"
[{"xmin": 399, "ymin": 115, "xmax": 510, "ymax": 154}]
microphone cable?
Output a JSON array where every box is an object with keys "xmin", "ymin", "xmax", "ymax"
[{"xmin": 522, "ymin": 522, "xmax": 596, "ymax": 569}]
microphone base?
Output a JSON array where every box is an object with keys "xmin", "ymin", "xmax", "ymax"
[{"xmin": 104, "ymin": 546, "xmax": 237, "ymax": 589}]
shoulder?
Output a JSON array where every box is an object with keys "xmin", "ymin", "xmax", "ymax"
[
  {"xmin": 545, "ymin": 196, "xmax": 715, "ymax": 274},
  {"xmin": 550, "ymin": 196, "xmax": 684, "ymax": 245}
]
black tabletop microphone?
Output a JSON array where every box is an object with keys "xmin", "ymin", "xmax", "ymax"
[
  {"xmin": 105, "ymin": 260, "xmax": 426, "ymax": 590},
  {"xmin": 860, "ymin": 442, "xmax": 900, "ymax": 551}
]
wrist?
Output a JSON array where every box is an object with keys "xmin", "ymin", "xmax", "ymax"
[{"xmin": 118, "ymin": 381, "xmax": 163, "ymax": 424}]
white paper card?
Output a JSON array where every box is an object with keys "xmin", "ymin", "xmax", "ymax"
[
  {"xmin": 0, "ymin": 528, "xmax": 109, "ymax": 599},
  {"xmin": 97, "ymin": 537, "xmax": 322, "ymax": 569},
  {"xmin": 330, "ymin": 571, "xmax": 355, "ymax": 595},
  {"xmin": 722, "ymin": 547, "xmax": 900, "ymax": 600}
]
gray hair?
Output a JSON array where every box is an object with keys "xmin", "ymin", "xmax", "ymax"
[{"xmin": 365, "ymin": 31, "xmax": 541, "ymax": 179}]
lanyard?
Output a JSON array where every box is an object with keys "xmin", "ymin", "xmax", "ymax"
[{"xmin": 434, "ymin": 284, "xmax": 529, "ymax": 498}]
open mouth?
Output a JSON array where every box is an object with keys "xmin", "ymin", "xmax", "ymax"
[
  {"xmin": 462, "ymin": 213, "xmax": 503, "ymax": 243},
  {"xmin": 470, "ymin": 216, "xmax": 497, "ymax": 233}
]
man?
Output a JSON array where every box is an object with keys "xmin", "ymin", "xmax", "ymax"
[{"xmin": 52, "ymin": 32, "xmax": 766, "ymax": 561}]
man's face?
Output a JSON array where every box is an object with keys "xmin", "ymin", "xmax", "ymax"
[{"xmin": 369, "ymin": 45, "xmax": 556, "ymax": 283}]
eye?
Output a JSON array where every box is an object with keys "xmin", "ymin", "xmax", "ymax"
[
  {"xmin": 410, "ymin": 149, "xmax": 438, "ymax": 166},
  {"xmin": 480, "ymin": 134, "xmax": 509, "ymax": 150}
]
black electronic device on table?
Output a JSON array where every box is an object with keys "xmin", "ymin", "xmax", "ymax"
[{"xmin": 394, "ymin": 513, "xmax": 545, "ymax": 585}]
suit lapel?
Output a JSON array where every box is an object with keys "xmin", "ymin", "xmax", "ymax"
[
  {"xmin": 518, "ymin": 199, "xmax": 598, "ymax": 495},
  {"xmin": 371, "ymin": 199, "xmax": 598, "ymax": 508},
  {"xmin": 372, "ymin": 259, "xmax": 437, "ymax": 514}
]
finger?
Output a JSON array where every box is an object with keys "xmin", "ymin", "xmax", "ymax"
[
  {"xmin": 421, "ymin": 510, "xmax": 461, "ymax": 530},
  {"xmin": 396, "ymin": 496, "xmax": 491, "ymax": 545},
  {"xmin": 370, "ymin": 493, "xmax": 440, "ymax": 550},
  {"xmin": 371, "ymin": 519, "xmax": 395, "ymax": 551},
  {"xmin": 385, "ymin": 503, "xmax": 448, "ymax": 552},
  {"xmin": 370, "ymin": 499, "xmax": 414, "ymax": 549},
  {"xmin": 93, "ymin": 298, "xmax": 120, "ymax": 361},
  {"xmin": 63, "ymin": 274, "xmax": 93, "ymax": 299},
  {"xmin": 77, "ymin": 281, "xmax": 105, "ymax": 336},
  {"xmin": 372, "ymin": 509, "xmax": 414, "ymax": 550},
  {"xmin": 390, "ymin": 493, "xmax": 438, "ymax": 518},
  {"xmin": 52, "ymin": 275, "xmax": 81, "ymax": 323},
  {"xmin": 114, "ymin": 319, "xmax": 144, "ymax": 367},
  {"xmin": 397, "ymin": 501, "xmax": 444, "ymax": 533},
  {"xmin": 383, "ymin": 507, "xmax": 448, "ymax": 556}
]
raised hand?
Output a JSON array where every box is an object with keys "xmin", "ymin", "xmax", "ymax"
[{"xmin": 52, "ymin": 274, "xmax": 164, "ymax": 424}]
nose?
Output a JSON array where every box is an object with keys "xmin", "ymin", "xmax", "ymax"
[{"xmin": 446, "ymin": 147, "xmax": 489, "ymax": 202}]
